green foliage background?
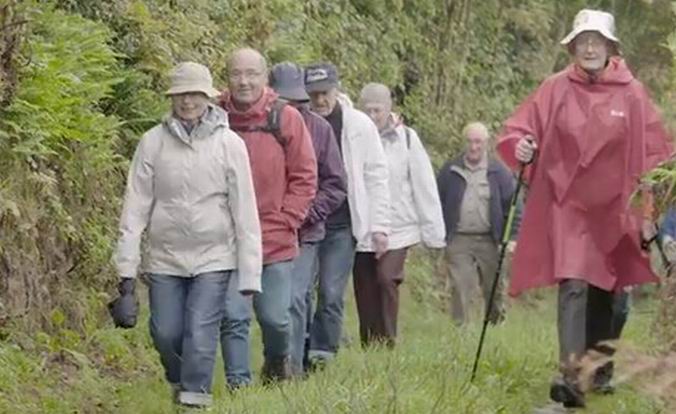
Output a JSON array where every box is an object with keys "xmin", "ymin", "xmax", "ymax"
[
  {"xmin": 0, "ymin": 0, "xmax": 674, "ymax": 411},
  {"xmin": 0, "ymin": 0, "xmax": 674, "ymax": 387}
]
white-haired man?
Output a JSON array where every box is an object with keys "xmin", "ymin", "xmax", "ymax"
[{"xmin": 437, "ymin": 122, "xmax": 516, "ymax": 325}]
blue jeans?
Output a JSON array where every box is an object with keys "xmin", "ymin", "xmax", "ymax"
[
  {"xmin": 309, "ymin": 226, "xmax": 356, "ymax": 360},
  {"xmin": 148, "ymin": 272, "xmax": 230, "ymax": 407},
  {"xmin": 289, "ymin": 243, "xmax": 319, "ymax": 374},
  {"xmin": 219, "ymin": 271, "xmax": 253, "ymax": 387},
  {"xmin": 220, "ymin": 261, "xmax": 293, "ymax": 386}
]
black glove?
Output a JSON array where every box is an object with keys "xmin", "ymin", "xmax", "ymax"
[{"xmin": 108, "ymin": 278, "xmax": 138, "ymax": 328}]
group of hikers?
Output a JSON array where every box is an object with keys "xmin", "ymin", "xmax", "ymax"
[{"xmin": 107, "ymin": 8, "xmax": 673, "ymax": 410}]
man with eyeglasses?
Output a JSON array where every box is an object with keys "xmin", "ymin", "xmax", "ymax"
[{"xmin": 218, "ymin": 48, "xmax": 317, "ymax": 385}]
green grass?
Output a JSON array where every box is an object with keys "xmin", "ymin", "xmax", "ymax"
[{"xmin": 0, "ymin": 264, "xmax": 668, "ymax": 414}]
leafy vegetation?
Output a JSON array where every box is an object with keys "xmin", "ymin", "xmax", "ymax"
[{"xmin": 0, "ymin": 0, "xmax": 675, "ymax": 412}]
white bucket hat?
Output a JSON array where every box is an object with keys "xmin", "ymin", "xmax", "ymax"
[
  {"xmin": 560, "ymin": 9, "xmax": 619, "ymax": 46},
  {"xmin": 165, "ymin": 61, "xmax": 220, "ymax": 98}
]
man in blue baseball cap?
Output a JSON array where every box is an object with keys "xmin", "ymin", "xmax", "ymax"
[{"xmin": 303, "ymin": 62, "xmax": 391, "ymax": 368}]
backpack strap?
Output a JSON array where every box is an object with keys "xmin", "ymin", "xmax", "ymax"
[
  {"xmin": 262, "ymin": 99, "xmax": 286, "ymax": 148},
  {"xmin": 230, "ymin": 99, "xmax": 287, "ymax": 149},
  {"xmin": 403, "ymin": 126, "xmax": 412, "ymax": 180}
]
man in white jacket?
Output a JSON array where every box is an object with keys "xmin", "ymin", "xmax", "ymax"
[
  {"xmin": 356, "ymin": 82, "xmax": 446, "ymax": 347},
  {"xmin": 304, "ymin": 63, "xmax": 390, "ymax": 367}
]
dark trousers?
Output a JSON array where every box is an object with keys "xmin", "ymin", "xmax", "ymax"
[
  {"xmin": 610, "ymin": 291, "xmax": 630, "ymax": 340},
  {"xmin": 353, "ymin": 248, "xmax": 408, "ymax": 347},
  {"xmin": 557, "ymin": 280, "xmax": 619, "ymax": 371}
]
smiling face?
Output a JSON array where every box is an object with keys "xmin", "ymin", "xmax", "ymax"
[
  {"xmin": 572, "ymin": 31, "xmax": 611, "ymax": 75},
  {"xmin": 171, "ymin": 92, "xmax": 209, "ymax": 123},
  {"xmin": 228, "ymin": 49, "xmax": 267, "ymax": 108}
]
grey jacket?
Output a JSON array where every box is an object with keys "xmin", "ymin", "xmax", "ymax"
[{"xmin": 114, "ymin": 105, "xmax": 262, "ymax": 292}]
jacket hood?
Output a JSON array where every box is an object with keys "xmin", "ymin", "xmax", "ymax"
[
  {"xmin": 337, "ymin": 92, "xmax": 353, "ymax": 108},
  {"xmin": 163, "ymin": 104, "xmax": 229, "ymax": 142},
  {"xmin": 567, "ymin": 56, "xmax": 634, "ymax": 85},
  {"xmin": 219, "ymin": 87, "xmax": 279, "ymax": 121}
]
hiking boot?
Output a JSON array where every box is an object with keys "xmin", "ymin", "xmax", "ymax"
[
  {"xmin": 550, "ymin": 376, "xmax": 586, "ymax": 408},
  {"xmin": 170, "ymin": 383, "xmax": 181, "ymax": 404},
  {"xmin": 176, "ymin": 391, "xmax": 212, "ymax": 409},
  {"xmin": 591, "ymin": 361, "xmax": 615, "ymax": 395},
  {"xmin": 226, "ymin": 381, "xmax": 250, "ymax": 393},
  {"xmin": 307, "ymin": 355, "xmax": 329, "ymax": 373},
  {"xmin": 261, "ymin": 356, "xmax": 292, "ymax": 384}
]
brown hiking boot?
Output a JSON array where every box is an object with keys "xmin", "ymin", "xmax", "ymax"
[{"xmin": 261, "ymin": 356, "xmax": 292, "ymax": 384}]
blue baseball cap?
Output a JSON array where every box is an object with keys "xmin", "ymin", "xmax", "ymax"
[{"xmin": 304, "ymin": 63, "xmax": 339, "ymax": 93}]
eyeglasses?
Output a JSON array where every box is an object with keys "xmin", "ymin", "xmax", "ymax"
[
  {"xmin": 574, "ymin": 36, "xmax": 607, "ymax": 52},
  {"xmin": 228, "ymin": 70, "xmax": 264, "ymax": 81}
]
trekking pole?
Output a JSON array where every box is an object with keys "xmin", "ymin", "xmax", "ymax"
[
  {"xmin": 470, "ymin": 162, "xmax": 527, "ymax": 383},
  {"xmin": 648, "ymin": 224, "xmax": 673, "ymax": 278},
  {"xmin": 656, "ymin": 240, "xmax": 674, "ymax": 278},
  {"xmin": 639, "ymin": 182, "xmax": 673, "ymax": 278}
]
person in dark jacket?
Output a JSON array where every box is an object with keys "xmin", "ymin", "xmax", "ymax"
[
  {"xmin": 436, "ymin": 122, "xmax": 516, "ymax": 325},
  {"xmin": 303, "ymin": 63, "xmax": 390, "ymax": 368},
  {"xmin": 269, "ymin": 62, "xmax": 348, "ymax": 376}
]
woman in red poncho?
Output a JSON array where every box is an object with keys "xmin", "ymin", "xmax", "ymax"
[{"xmin": 497, "ymin": 8, "xmax": 673, "ymax": 408}]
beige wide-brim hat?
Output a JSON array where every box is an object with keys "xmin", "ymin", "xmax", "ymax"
[
  {"xmin": 165, "ymin": 61, "xmax": 220, "ymax": 98},
  {"xmin": 560, "ymin": 9, "xmax": 619, "ymax": 45}
]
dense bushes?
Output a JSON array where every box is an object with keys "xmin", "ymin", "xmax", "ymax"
[
  {"xmin": 0, "ymin": 2, "xmax": 123, "ymax": 331},
  {"xmin": 0, "ymin": 0, "xmax": 674, "ymax": 334}
]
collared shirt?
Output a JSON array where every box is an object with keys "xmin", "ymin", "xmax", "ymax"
[{"xmin": 454, "ymin": 154, "xmax": 491, "ymax": 234}]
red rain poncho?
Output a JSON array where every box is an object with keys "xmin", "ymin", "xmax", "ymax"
[{"xmin": 497, "ymin": 57, "xmax": 673, "ymax": 296}]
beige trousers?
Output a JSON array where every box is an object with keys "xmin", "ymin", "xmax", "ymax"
[{"xmin": 442, "ymin": 234, "xmax": 504, "ymax": 324}]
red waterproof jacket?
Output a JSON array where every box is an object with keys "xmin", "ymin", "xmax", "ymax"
[
  {"xmin": 497, "ymin": 57, "xmax": 672, "ymax": 296},
  {"xmin": 220, "ymin": 88, "xmax": 317, "ymax": 264}
]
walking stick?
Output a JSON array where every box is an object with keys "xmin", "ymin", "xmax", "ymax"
[
  {"xmin": 470, "ymin": 164, "xmax": 526, "ymax": 383},
  {"xmin": 645, "ymin": 223, "xmax": 674, "ymax": 278}
]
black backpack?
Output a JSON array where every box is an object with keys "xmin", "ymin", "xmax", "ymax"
[{"xmin": 230, "ymin": 99, "xmax": 287, "ymax": 148}]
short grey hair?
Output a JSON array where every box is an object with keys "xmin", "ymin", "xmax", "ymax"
[
  {"xmin": 358, "ymin": 82, "xmax": 392, "ymax": 109},
  {"xmin": 462, "ymin": 122, "xmax": 490, "ymax": 140}
]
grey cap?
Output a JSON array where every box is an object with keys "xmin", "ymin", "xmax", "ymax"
[
  {"xmin": 304, "ymin": 63, "xmax": 339, "ymax": 93},
  {"xmin": 269, "ymin": 62, "xmax": 310, "ymax": 102}
]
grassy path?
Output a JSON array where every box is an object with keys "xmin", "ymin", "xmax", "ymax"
[{"xmin": 0, "ymin": 264, "xmax": 666, "ymax": 413}]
